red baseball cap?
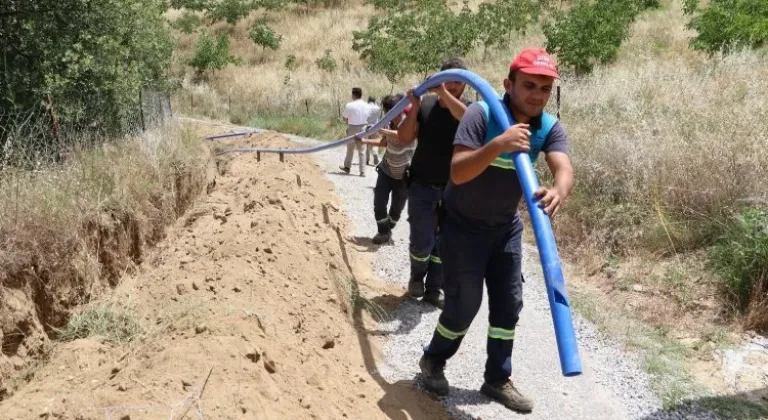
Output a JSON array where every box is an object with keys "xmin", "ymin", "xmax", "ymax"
[{"xmin": 509, "ymin": 48, "xmax": 560, "ymax": 79}]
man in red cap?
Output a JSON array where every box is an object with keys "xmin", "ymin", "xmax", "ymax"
[{"xmin": 417, "ymin": 48, "xmax": 574, "ymax": 413}]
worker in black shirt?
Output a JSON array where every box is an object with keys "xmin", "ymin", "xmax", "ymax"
[{"xmin": 397, "ymin": 57, "xmax": 470, "ymax": 309}]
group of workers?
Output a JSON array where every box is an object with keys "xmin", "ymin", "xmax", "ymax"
[{"xmin": 338, "ymin": 48, "xmax": 575, "ymax": 413}]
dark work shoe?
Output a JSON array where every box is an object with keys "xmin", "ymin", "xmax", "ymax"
[
  {"xmin": 419, "ymin": 355, "xmax": 449, "ymax": 396},
  {"xmin": 339, "ymin": 165, "xmax": 350, "ymax": 174},
  {"xmin": 423, "ymin": 289, "xmax": 444, "ymax": 309},
  {"xmin": 372, "ymin": 231, "xmax": 391, "ymax": 245},
  {"xmin": 407, "ymin": 279, "xmax": 425, "ymax": 298},
  {"xmin": 480, "ymin": 380, "xmax": 534, "ymax": 413}
]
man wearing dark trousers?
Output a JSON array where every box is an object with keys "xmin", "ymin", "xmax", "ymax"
[
  {"xmin": 418, "ymin": 48, "xmax": 574, "ymax": 413},
  {"xmin": 397, "ymin": 57, "xmax": 470, "ymax": 309}
]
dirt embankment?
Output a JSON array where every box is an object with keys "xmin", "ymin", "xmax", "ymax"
[
  {"xmin": 0, "ymin": 127, "xmax": 446, "ymax": 420},
  {"xmin": 0, "ymin": 130, "xmax": 214, "ymax": 399}
]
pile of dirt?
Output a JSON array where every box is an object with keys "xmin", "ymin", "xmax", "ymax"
[{"xmin": 0, "ymin": 128, "xmax": 446, "ymax": 419}]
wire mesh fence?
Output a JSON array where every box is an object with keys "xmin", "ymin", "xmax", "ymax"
[{"xmin": 0, "ymin": 89, "xmax": 173, "ymax": 170}]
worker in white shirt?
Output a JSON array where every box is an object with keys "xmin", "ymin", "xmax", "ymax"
[
  {"xmin": 365, "ymin": 96, "xmax": 382, "ymax": 166},
  {"xmin": 340, "ymin": 87, "xmax": 369, "ymax": 177}
]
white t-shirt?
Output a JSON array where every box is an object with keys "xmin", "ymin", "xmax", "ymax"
[
  {"xmin": 343, "ymin": 99, "xmax": 370, "ymax": 126},
  {"xmin": 366, "ymin": 102, "xmax": 381, "ymax": 125}
]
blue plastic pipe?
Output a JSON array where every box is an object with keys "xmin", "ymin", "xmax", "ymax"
[{"xmin": 207, "ymin": 69, "xmax": 582, "ymax": 377}]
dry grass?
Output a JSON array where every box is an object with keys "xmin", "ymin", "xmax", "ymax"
[{"xmin": 0, "ymin": 123, "xmax": 207, "ymax": 328}]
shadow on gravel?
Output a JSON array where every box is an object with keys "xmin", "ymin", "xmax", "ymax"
[
  {"xmin": 328, "ymin": 170, "xmax": 366, "ymax": 177},
  {"xmin": 326, "ymin": 202, "xmax": 450, "ymax": 419},
  {"xmin": 365, "ymin": 298, "xmax": 439, "ymax": 337},
  {"xmin": 639, "ymin": 388, "xmax": 768, "ymax": 420},
  {"xmin": 348, "ymin": 236, "xmax": 381, "ymax": 252}
]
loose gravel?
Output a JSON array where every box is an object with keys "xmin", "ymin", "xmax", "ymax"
[{"xmin": 204, "ymin": 122, "xmax": 721, "ymax": 420}]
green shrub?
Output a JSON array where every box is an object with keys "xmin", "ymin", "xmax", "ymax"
[
  {"xmin": 173, "ymin": 11, "xmax": 203, "ymax": 34},
  {"xmin": 189, "ymin": 32, "xmax": 241, "ymax": 77},
  {"xmin": 315, "ymin": 49, "xmax": 337, "ymax": 72},
  {"xmin": 284, "ymin": 54, "xmax": 298, "ymax": 70},
  {"xmin": 206, "ymin": 0, "xmax": 257, "ymax": 24},
  {"xmin": 249, "ymin": 19, "xmax": 282, "ymax": 50},
  {"xmin": 684, "ymin": 0, "xmax": 768, "ymax": 54},
  {"xmin": 170, "ymin": 0, "xmax": 213, "ymax": 11},
  {"xmin": 708, "ymin": 208, "xmax": 768, "ymax": 317}
]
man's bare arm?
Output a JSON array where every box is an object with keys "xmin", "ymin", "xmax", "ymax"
[
  {"xmin": 379, "ymin": 128, "xmax": 398, "ymax": 138},
  {"xmin": 533, "ymin": 151, "xmax": 574, "ymax": 217},
  {"xmin": 436, "ymin": 87, "xmax": 467, "ymax": 121},
  {"xmin": 450, "ymin": 143, "xmax": 502, "ymax": 185},
  {"xmin": 361, "ymin": 137, "xmax": 387, "ymax": 147},
  {"xmin": 451, "ymin": 124, "xmax": 532, "ymax": 185},
  {"xmin": 398, "ymin": 89, "xmax": 420, "ymax": 144}
]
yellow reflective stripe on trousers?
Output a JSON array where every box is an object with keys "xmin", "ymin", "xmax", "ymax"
[
  {"xmin": 490, "ymin": 156, "xmax": 515, "ymax": 170},
  {"xmin": 410, "ymin": 252, "xmax": 429, "ymax": 262},
  {"xmin": 488, "ymin": 326, "xmax": 515, "ymax": 340},
  {"xmin": 429, "ymin": 255, "xmax": 442, "ymax": 264},
  {"xmin": 377, "ymin": 216, "xmax": 390, "ymax": 224},
  {"xmin": 436, "ymin": 323, "xmax": 468, "ymax": 340}
]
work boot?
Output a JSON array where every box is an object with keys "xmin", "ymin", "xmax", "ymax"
[
  {"xmin": 339, "ymin": 165, "xmax": 350, "ymax": 174},
  {"xmin": 372, "ymin": 231, "xmax": 391, "ymax": 245},
  {"xmin": 422, "ymin": 289, "xmax": 444, "ymax": 309},
  {"xmin": 419, "ymin": 355, "xmax": 449, "ymax": 396},
  {"xmin": 407, "ymin": 279, "xmax": 425, "ymax": 298},
  {"xmin": 480, "ymin": 380, "xmax": 534, "ymax": 413}
]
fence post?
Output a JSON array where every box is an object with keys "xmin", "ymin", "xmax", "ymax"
[
  {"xmin": 156, "ymin": 92, "xmax": 163, "ymax": 127},
  {"xmin": 46, "ymin": 94, "xmax": 61, "ymax": 146},
  {"xmin": 139, "ymin": 88, "xmax": 146, "ymax": 132},
  {"xmin": 556, "ymin": 85, "xmax": 561, "ymax": 120},
  {"xmin": 305, "ymin": 99, "xmax": 309, "ymax": 114},
  {"xmin": 191, "ymin": 93, "xmax": 194, "ymax": 110}
]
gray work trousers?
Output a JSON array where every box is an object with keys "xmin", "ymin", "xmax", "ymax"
[{"xmin": 344, "ymin": 124, "xmax": 366, "ymax": 175}]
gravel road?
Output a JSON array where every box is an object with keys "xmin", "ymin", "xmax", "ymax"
[
  {"xmin": 197, "ymin": 119, "xmax": 718, "ymax": 420},
  {"xmin": 298, "ymin": 138, "xmax": 669, "ymax": 420}
]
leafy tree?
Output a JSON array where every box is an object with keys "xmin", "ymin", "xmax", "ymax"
[
  {"xmin": 475, "ymin": 0, "xmax": 542, "ymax": 60},
  {"xmin": 206, "ymin": 0, "xmax": 258, "ymax": 24},
  {"xmin": 684, "ymin": 0, "xmax": 768, "ymax": 54},
  {"xmin": 352, "ymin": 0, "xmax": 486, "ymax": 83},
  {"xmin": 170, "ymin": 0, "xmax": 213, "ymax": 11},
  {"xmin": 543, "ymin": 0, "xmax": 659, "ymax": 75},
  {"xmin": 249, "ymin": 19, "xmax": 282, "ymax": 50},
  {"xmin": 0, "ymin": 0, "xmax": 174, "ymax": 134},
  {"xmin": 189, "ymin": 31, "xmax": 241, "ymax": 77}
]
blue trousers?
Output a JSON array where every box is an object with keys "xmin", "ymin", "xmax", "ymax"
[
  {"xmin": 407, "ymin": 181, "xmax": 444, "ymax": 292},
  {"xmin": 423, "ymin": 213, "xmax": 524, "ymax": 384}
]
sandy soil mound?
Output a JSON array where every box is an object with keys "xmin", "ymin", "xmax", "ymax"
[{"xmin": 0, "ymin": 128, "xmax": 447, "ymax": 420}]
